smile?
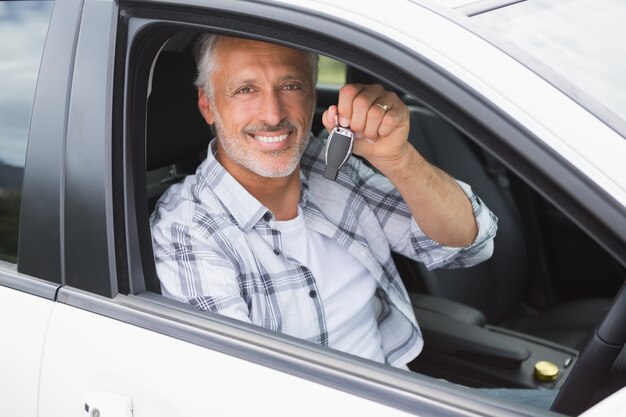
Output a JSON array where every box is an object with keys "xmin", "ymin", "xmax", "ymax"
[{"xmin": 254, "ymin": 133, "xmax": 289, "ymax": 143}]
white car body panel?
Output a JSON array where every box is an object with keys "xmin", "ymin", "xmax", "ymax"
[
  {"xmin": 38, "ymin": 302, "xmax": 415, "ymax": 417},
  {"xmin": 0, "ymin": 284, "xmax": 54, "ymax": 417}
]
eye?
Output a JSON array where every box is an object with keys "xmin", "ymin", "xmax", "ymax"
[
  {"xmin": 235, "ymin": 86, "xmax": 254, "ymax": 95},
  {"xmin": 282, "ymin": 82, "xmax": 302, "ymax": 91}
]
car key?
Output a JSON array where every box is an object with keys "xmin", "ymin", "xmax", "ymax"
[{"xmin": 323, "ymin": 123, "xmax": 355, "ymax": 181}]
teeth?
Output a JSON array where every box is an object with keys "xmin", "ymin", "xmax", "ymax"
[{"xmin": 256, "ymin": 134, "xmax": 288, "ymax": 143}]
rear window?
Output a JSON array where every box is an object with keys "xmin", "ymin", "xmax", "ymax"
[{"xmin": 0, "ymin": 1, "xmax": 54, "ymax": 262}]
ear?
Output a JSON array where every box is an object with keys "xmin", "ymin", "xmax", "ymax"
[{"xmin": 197, "ymin": 89, "xmax": 215, "ymax": 125}]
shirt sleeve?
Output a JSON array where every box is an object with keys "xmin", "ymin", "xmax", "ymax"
[
  {"xmin": 150, "ymin": 216, "xmax": 252, "ymax": 323},
  {"xmin": 350, "ymin": 157, "xmax": 498, "ymax": 271}
]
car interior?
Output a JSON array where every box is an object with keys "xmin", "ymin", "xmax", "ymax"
[{"xmin": 138, "ymin": 31, "xmax": 626, "ymax": 409}]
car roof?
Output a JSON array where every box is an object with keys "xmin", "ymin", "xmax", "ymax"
[{"xmin": 428, "ymin": 0, "xmax": 525, "ymax": 16}]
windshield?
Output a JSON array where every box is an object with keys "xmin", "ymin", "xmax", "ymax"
[{"xmin": 473, "ymin": 0, "xmax": 626, "ymax": 134}]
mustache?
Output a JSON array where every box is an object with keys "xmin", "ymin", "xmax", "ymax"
[{"xmin": 242, "ymin": 119, "xmax": 297, "ymax": 134}]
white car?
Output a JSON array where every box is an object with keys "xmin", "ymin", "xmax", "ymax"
[{"xmin": 1, "ymin": 0, "xmax": 626, "ymax": 416}]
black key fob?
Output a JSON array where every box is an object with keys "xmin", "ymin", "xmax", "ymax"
[{"xmin": 323, "ymin": 126, "xmax": 354, "ymax": 181}]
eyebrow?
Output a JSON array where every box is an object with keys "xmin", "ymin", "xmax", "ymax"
[{"xmin": 227, "ymin": 74, "xmax": 309, "ymax": 91}]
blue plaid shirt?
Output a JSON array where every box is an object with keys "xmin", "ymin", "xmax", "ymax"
[{"xmin": 150, "ymin": 137, "xmax": 497, "ymax": 367}]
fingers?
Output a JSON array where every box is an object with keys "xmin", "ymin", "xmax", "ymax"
[
  {"xmin": 337, "ymin": 83, "xmax": 368, "ymax": 129},
  {"xmin": 334, "ymin": 84, "xmax": 407, "ymax": 140},
  {"xmin": 364, "ymin": 91, "xmax": 400, "ymax": 139},
  {"xmin": 322, "ymin": 105, "xmax": 338, "ymax": 134}
]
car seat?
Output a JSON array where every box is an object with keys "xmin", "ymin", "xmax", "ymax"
[{"xmin": 142, "ymin": 48, "xmax": 212, "ymax": 293}]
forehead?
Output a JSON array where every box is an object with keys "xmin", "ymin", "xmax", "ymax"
[{"xmin": 212, "ymin": 37, "xmax": 312, "ymax": 79}]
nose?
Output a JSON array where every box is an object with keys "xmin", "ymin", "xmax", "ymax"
[{"xmin": 260, "ymin": 90, "xmax": 285, "ymax": 126}]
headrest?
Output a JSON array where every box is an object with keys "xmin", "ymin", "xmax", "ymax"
[{"xmin": 146, "ymin": 51, "xmax": 212, "ymax": 171}]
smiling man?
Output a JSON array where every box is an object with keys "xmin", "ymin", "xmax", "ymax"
[{"xmin": 150, "ymin": 34, "xmax": 497, "ymax": 369}]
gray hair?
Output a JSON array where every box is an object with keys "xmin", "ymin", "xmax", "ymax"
[{"xmin": 193, "ymin": 33, "xmax": 319, "ymax": 98}]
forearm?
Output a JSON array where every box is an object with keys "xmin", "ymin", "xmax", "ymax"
[
  {"xmin": 375, "ymin": 144, "xmax": 478, "ymax": 247},
  {"xmin": 320, "ymin": 84, "xmax": 478, "ymax": 247}
]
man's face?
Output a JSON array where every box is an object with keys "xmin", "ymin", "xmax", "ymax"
[{"xmin": 198, "ymin": 37, "xmax": 316, "ymax": 179}]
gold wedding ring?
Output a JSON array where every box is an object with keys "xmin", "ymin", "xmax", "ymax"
[{"xmin": 375, "ymin": 102, "xmax": 390, "ymax": 112}]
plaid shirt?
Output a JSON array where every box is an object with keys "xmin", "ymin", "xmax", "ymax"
[{"xmin": 151, "ymin": 137, "xmax": 497, "ymax": 367}]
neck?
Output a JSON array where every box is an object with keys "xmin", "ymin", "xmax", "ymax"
[
  {"xmin": 216, "ymin": 152, "xmax": 301, "ymax": 221},
  {"xmin": 241, "ymin": 172, "xmax": 302, "ymax": 221}
]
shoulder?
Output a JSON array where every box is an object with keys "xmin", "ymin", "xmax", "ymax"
[{"xmin": 150, "ymin": 165, "xmax": 231, "ymax": 236}]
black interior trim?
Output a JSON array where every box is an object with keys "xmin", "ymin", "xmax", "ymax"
[{"xmin": 113, "ymin": 9, "xmax": 131, "ymax": 295}]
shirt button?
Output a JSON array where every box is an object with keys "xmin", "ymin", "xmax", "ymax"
[
  {"xmin": 263, "ymin": 212, "xmax": 271, "ymax": 222},
  {"xmin": 273, "ymin": 248, "xmax": 281, "ymax": 255},
  {"xmin": 309, "ymin": 290, "xmax": 317, "ymax": 298}
]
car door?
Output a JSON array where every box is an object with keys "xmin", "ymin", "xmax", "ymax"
[{"xmin": 30, "ymin": 0, "xmax": 626, "ymax": 416}]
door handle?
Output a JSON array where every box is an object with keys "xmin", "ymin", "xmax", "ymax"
[{"xmin": 84, "ymin": 392, "xmax": 133, "ymax": 417}]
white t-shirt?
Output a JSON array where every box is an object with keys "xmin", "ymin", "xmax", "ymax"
[{"xmin": 274, "ymin": 207, "xmax": 385, "ymax": 363}]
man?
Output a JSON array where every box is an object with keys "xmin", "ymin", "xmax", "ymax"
[{"xmin": 151, "ymin": 34, "xmax": 497, "ymax": 369}]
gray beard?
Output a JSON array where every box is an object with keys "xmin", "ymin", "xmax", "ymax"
[{"xmin": 212, "ymin": 107, "xmax": 312, "ymax": 178}]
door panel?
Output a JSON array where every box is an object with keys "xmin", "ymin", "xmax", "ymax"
[
  {"xmin": 0, "ymin": 285, "xmax": 54, "ymax": 417},
  {"xmin": 39, "ymin": 301, "xmax": 413, "ymax": 417}
]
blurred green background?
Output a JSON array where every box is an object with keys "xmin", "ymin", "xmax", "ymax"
[{"xmin": 318, "ymin": 55, "xmax": 346, "ymax": 86}]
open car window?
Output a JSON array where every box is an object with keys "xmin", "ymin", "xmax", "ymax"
[{"xmin": 117, "ymin": 5, "xmax": 626, "ymax": 414}]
